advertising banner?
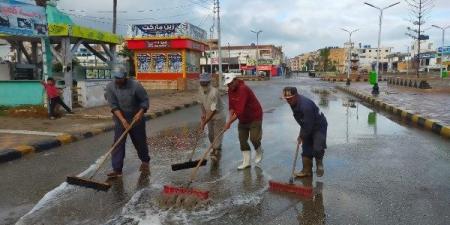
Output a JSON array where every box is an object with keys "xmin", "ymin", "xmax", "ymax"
[
  {"xmin": 168, "ymin": 53, "xmax": 182, "ymax": 73},
  {"xmin": 153, "ymin": 53, "xmax": 167, "ymax": 73},
  {"xmin": 137, "ymin": 53, "xmax": 151, "ymax": 72},
  {"xmin": 0, "ymin": 1, "xmax": 47, "ymax": 37}
]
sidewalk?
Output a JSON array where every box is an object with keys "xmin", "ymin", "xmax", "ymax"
[
  {"xmin": 336, "ymin": 81, "xmax": 450, "ymax": 138},
  {"xmin": 0, "ymin": 90, "xmax": 200, "ymax": 163}
]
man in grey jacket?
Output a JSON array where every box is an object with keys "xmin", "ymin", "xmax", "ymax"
[
  {"xmin": 104, "ymin": 67, "xmax": 150, "ymax": 178},
  {"xmin": 198, "ymin": 73, "xmax": 226, "ymax": 160}
]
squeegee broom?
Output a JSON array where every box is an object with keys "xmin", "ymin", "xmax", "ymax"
[
  {"xmin": 163, "ymin": 129, "xmax": 226, "ymax": 200},
  {"xmin": 171, "ymin": 129, "xmax": 207, "ymax": 171},
  {"xmin": 269, "ymin": 143, "xmax": 313, "ymax": 197},
  {"xmin": 66, "ymin": 118, "xmax": 139, "ymax": 191}
]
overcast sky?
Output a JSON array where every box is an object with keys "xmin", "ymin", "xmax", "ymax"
[{"xmin": 26, "ymin": 0, "xmax": 450, "ymax": 57}]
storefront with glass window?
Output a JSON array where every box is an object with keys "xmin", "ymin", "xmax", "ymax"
[{"xmin": 126, "ymin": 23, "xmax": 207, "ymax": 90}]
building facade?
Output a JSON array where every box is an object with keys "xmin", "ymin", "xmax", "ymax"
[{"xmin": 200, "ymin": 44, "xmax": 284, "ymax": 77}]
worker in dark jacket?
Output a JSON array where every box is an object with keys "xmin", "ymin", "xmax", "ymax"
[
  {"xmin": 282, "ymin": 87, "xmax": 327, "ymax": 178},
  {"xmin": 104, "ymin": 66, "xmax": 150, "ymax": 178}
]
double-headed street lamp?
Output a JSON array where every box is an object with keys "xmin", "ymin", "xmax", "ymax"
[
  {"xmin": 432, "ymin": 24, "xmax": 450, "ymax": 79},
  {"xmin": 364, "ymin": 1, "xmax": 400, "ymax": 95},
  {"xmin": 251, "ymin": 29, "xmax": 262, "ymax": 76},
  {"xmin": 341, "ymin": 28, "xmax": 359, "ymax": 86}
]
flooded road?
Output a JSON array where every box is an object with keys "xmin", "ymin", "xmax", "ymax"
[{"xmin": 13, "ymin": 77, "xmax": 450, "ymax": 225}]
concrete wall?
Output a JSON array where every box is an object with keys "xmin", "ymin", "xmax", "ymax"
[
  {"xmin": 0, "ymin": 81, "xmax": 44, "ymax": 106},
  {"xmin": 77, "ymin": 80, "xmax": 111, "ymax": 108},
  {"xmin": 0, "ymin": 64, "xmax": 11, "ymax": 80}
]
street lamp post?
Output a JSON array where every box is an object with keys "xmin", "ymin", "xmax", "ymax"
[
  {"xmin": 364, "ymin": 1, "xmax": 400, "ymax": 95},
  {"xmin": 341, "ymin": 28, "xmax": 359, "ymax": 86},
  {"xmin": 432, "ymin": 24, "xmax": 450, "ymax": 79},
  {"xmin": 227, "ymin": 42, "xmax": 231, "ymax": 72},
  {"xmin": 251, "ymin": 29, "xmax": 262, "ymax": 76},
  {"xmin": 404, "ymin": 45, "xmax": 410, "ymax": 76}
]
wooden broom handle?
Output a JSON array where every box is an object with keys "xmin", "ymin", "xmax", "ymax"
[
  {"xmin": 188, "ymin": 129, "xmax": 226, "ymax": 185},
  {"xmin": 89, "ymin": 117, "xmax": 140, "ymax": 179}
]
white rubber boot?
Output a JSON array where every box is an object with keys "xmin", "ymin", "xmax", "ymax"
[
  {"xmin": 237, "ymin": 151, "xmax": 251, "ymax": 170},
  {"xmin": 254, "ymin": 146, "xmax": 263, "ymax": 164}
]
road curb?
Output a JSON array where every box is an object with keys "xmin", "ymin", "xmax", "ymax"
[
  {"xmin": 320, "ymin": 77, "xmax": 388, "ymax": 82},
  {"xmin": 0, "ymin": 100, "xmax": 199, "ymax": 164},
  {"xmin": 336, "ymin": 85, "xmax": 450, "ymax": 139}
]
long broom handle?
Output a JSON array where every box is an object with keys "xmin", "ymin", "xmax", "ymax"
[
  {"xmin": 289, "ymin": 142, "xmax": 301, "ymax": 184},
  {"xmin": 89, "ymin": 117, "xmax": 139, "ymax": 179},
  {"xmin": 187, "ymin": 129, "xmax": 204, "ymax": 162},
  {"xmin": 187, "ymin": 129, "xmax": 226, "ymax": 186}
]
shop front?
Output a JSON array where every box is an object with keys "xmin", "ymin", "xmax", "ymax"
[{"xmin": 126, "ymin": 23, "xmax": 207, "ymax": 90}]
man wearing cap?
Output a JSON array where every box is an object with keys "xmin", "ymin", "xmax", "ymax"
[
  {"xmin": 104, "ymin": 66, "xmax": 150, "ymax": 178},
  {"xmin": 198, "ymin": 73, "xmax": 226, "ymax": 159},
  {"xmin": 282, "ymin": 87, "xmax": 327, "ymax": 178},
  {"xmin": 223, "ymin": 74, "xmax": 263, "ymax": 170}
]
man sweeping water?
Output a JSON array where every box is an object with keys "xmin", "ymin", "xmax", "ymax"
[
  {"xmin": 198, "ymin": 73, "xmax": 226, "ymax": 160},
  {"xmin": 282, "ymin": 87, "xmax": 328, "ymax": 178},
  {"xmin": 224, "ymin": 74, "xmax": 263, "ymax": 170},
  {"xmin": 104, "ymin": 66, "xmax": 151, "ymax": 178}
]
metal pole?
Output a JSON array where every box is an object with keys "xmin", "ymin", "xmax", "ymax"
[
  {"xmin": 112, "ymin": 0, "xmax": 117, "ymax": 34},
  {"xmin": 228, "ymin": 42, "xmax": 231, "ymax": 72},
  {"xmin": 432, "ymin": 25, "xmax": 449, "ymax": 79},
  {"xmin": 442, "ymin": 29, "xmax": 445, "ymax": 78},
  {"xmin": 342, "ymin": 28, "xmax": 358, "ymax": 85},
  {"xmin": 406, "ymin": 45, "xmax": 409, "ymax": 76},
  {"xmin": 217, "ymin": 0, "xmax": 223, "ymax": 85},
  {"xmin": 348, "ymin": 33, "xmax": 352, "ymax": 85},
  {"xmin": 376, "ymin": 10, "xmax": 382, "ymax": 81},
  {"xmin": 251, "ymin": 30, "xmax": 262, "ymax": 76},
  {"xmin": 364, "ymin": 1, "xmax": 400, "ymax": 95}
]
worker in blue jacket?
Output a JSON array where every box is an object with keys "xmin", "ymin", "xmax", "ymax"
[{"xmin": 282, "ymin": 87, "xmax": 328, "ymax": 178}]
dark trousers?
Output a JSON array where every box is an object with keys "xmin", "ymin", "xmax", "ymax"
[
  {"xmin": 49, "ymin": 96, "xmax": 71, "ymax": 117},
  {"xmin": 112, "ymin": 117, "xmax": 150, "ymax": 172},
  {"xmin": 302, "ymin": 126, "xmax": 327, "ymax": 159},
  {"xmin": 238, "ymin": 121, "xmax": 262, "ymax": 151}
]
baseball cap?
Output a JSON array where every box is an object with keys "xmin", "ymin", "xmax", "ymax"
[
  {"xmin": 282, "ymin": 87, "xmax": 298, "ymax": 99},
  {"xmin": 223, "ymin": 73, "xmax": 237, "ymax": 86},
  {"xmin": 199, "ymin": 73, "xmax": 211, "ymax": 82},
  {"xmin": 112, "ymin": 65, "xmax": 126, "ymax": 79}
]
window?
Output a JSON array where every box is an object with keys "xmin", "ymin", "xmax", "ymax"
[
  {"xmin": 385, "ymin": 50, "xmax": 389, "ymax": 52},
  {"xmin": 369, "ymin": 50, "xmax": 372, "ymax": 52}
]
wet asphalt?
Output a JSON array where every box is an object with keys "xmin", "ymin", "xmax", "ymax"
[{"xmin": 2, "ymin": 76, "xmax": 450, "ymax": 225}]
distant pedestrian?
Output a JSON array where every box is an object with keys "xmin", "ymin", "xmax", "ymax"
[
  {"xmin": 104, "ymin": 66, "xmax": 150, "ymax": 178},
  {"xmin": 40, "ymin": 77, "xmax": 73, "ymax": 120},
  {"xmin": 282, "ymin": 87, "xmax": 328, "ymax": 178},
  {"xmin": 224, "ymin": 74, "xmax": 263, "ymax": 170},
  {"xmin": 198, "ymin": 73, "xmax": 226, "ymax": 160}
]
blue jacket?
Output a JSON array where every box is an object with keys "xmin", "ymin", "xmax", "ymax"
[{"xmin": 290, "ymin": 94, "xmax": 328, "ymax": 140}]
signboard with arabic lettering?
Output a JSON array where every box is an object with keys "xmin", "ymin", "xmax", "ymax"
[
  {"xmin": 0, "ymin": 1, "xmax": 47, "ymax": 37},
  {"xmin": 129, "ymin": 22, "xmax": 206, "ymax": 41},
  {"xmin": 147, "ymin": 40, "xmax": 170, "ymax": 48}
]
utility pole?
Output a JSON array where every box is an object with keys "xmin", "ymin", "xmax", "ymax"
[
  {"xmin": 432, "ymin": 24, "xmax": 449, "ymax": 78},
  {"xmin": 216, "ymin": 0, "xmax": 223, "ymax": 85},
  {"xmin": 251, "ymin": 29, "xmax": 262, "ymax": 76},
  {"xmin": 227, "ymin": 42, "xmax": 231, "ymax": 72},
  {"xmin": 364, "ymin": 1, "xmax": 400, "ymax": 95},
  {"xmin": 405, "ymin": 45, "xmax": 410, "ymax": 76},
  {"xmin": 341, "ymin": 28, "xmax": 359, "ymax": 86},
  {"xmin": 112, "ymin": 0, "xmax": 117, "ymax": 34}
]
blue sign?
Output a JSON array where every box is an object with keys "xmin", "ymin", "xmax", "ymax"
[
  {"xmin": 437, "ymin": 46, "xmax": 450, "ymax": 55},
  {"xmin": 0, "ymin": 1, "xmax": 47, "ymax": 37}
]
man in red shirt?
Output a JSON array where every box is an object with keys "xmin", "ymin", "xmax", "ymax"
[
  {"xmin": 224, "ymin": 74, "xmax": 263, "ymax": 170},
  {"xmin": 41, "ymin": 77, "xmax": 73, "ymax": 119}
]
